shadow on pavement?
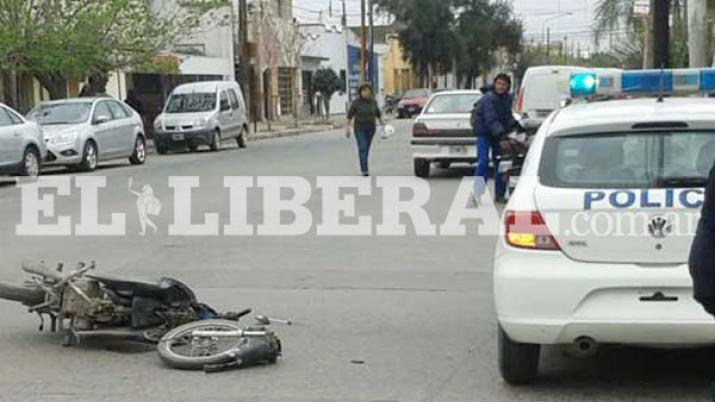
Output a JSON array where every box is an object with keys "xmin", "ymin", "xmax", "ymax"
[{"xmin": 531, "ymin": 345, "xmax": 715, "ymax": 396}]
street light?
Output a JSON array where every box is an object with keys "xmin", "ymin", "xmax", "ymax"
[
  {"xmin": 541, "ymin": 12, "xmax": 573, "ymax": 44},
  {"xmin": 541, "ymin": 12, "xmax": 572, "ymax": 64}
]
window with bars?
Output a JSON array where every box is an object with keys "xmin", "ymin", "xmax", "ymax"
[{"xmin": 278, "ymin": 67, "xmax": 293, "ymax": 115}]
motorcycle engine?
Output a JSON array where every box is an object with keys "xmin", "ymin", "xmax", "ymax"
[
  {"xmin": 62, "ymin": 278, "xmax": 131, "ymax": 327},
  {"xmin": 61, "ymin": 278, "xmax": 103, "ymax": 317}
]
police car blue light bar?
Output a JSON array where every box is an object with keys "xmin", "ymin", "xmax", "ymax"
[{"xmin": 570, "ymin": 68, "xmax": 715, "ymax": 97}]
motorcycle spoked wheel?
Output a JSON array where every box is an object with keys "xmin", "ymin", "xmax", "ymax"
[{"xmin": 157, "ymin": 319, "xmax": 249, "ymax": 370}]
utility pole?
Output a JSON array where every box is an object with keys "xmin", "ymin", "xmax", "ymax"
[
  {"xmin": 563, "ymin": 36, "xmax": 567, "ymax": 64},
  {"xmin": 652, "ymin": 0, "xmax": 671, "ymax": 68},
  {"xmin": 688, "ymin": 0, "xmax": 708, "ymax": 67},
  {"xmin": 546, "ymin": 27, "xmax": 551, "ymax": 64},
  {"xmin": 369, "ymin": 0, "xmax": 374, "ymax": 88},
  {"xmin": 360, "ymin": 0, "xmax": 367, "ymax": 82},
  {"xmin": 329, "ymin": 0, "xmax": 333, "ymax": 18},
  {"xmin": 238, "ymin": 0, "xmax": 250, "ymax": 124},
  {"xmin": 341, "ymin": 0, "xmax": 347, "ymax": 27}
]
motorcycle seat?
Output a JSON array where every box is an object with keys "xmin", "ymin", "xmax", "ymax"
[{"xmin": 88, "ymin": 275, "xmax": 197, "ymax": 304}]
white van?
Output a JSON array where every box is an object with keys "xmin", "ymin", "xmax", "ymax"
[
  {"xmin": 516, "ymin": 66, "xmax": 589, "ymax": 131},
  {"xmin": 153, "ymin": 81, "xmax": 248, "ymax": 154}
]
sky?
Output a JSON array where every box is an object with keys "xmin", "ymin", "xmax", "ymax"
[{"xmin": 293, "ymin": 0, "xmax": 604, "ymax": 53}]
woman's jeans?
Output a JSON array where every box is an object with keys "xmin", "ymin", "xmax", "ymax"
[
  {"xmin": 475, "ymin": 135, "xmax": 505, "ymax": 199},
  {"xmin": 355, "ymin": 127, "xmax": 376, "ymax": 174}
]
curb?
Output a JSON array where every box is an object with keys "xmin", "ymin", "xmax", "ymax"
[{"xmin": 145, "ymin": 125, "xmax": 337, "ymax": 154}]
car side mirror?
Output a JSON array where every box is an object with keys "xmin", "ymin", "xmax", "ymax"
[
  {"xmin": 220, "ymin": 100, "xmax": 230, "ymax": 112},
  {"xmin": 93, "ymin": 114, "xmax": 111, "ymax": 125}
]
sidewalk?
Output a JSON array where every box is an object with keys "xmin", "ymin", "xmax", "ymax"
[
  {"xmin": 146, "ymin": 114, "xmax": 346, "ymax": 153},
  {"xmin": 249, "ymin": 114, "xmax": 345, "ymax": 141}
]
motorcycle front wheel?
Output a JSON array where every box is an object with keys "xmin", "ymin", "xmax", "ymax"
[{"xmin": 157, "ymin": 319, "xmax": 246, "ymax": 370}]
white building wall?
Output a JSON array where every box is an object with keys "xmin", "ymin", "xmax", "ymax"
[
  {"xmin": 300, "ymin": 22, "xmax": 350, "ymax": 114},
  {"xmin": 174, "ymin": 4, "xmax": 236, "ymax": 81}
]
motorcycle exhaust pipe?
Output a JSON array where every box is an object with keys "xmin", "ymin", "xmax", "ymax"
[{"xmin": 72, "ymin": 328, "xmax": 155, "ymax": 345}]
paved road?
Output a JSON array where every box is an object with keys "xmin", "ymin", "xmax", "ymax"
[{"xmin": 0, "ymin": 120, "xmax": 713, "ymax": 401}]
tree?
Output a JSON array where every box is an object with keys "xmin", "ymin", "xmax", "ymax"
[
  {"xmin": 593, "ymin": 0, "xmax": 684, "ymax": 68},
  {"xmin": 376, "ymin": 0, "xmax": 456, "ymax": 87},
  {"xmin": 453, "ymin": 0, "xmax": 523, "ymax": 88},
  {"xmin": 313, "ymin": 68, "xmax": 342, "ymax": 120},
  {"xmin": 377, "ymin": 0, "xmax": 522, "ymax": 89},
  {"xmin": 0, "ymin": 0, "xmax": 221, "ymax": 104}
]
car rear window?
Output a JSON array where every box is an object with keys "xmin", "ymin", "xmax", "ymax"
[
  {"xmin": 424, "ymin": 94, "xmax": 481, "ymax": 114},
  {"xmin": 403, "ymin": 89, "xmax": 430, "ymax": 99},
  {"xmin": 539, "ymin": 131, "xmax": 715, "ymax": 188}
]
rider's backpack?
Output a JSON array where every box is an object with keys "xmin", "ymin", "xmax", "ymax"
[{"xmin": 470, "ymin": 98, "xmax": 484, "ymax": 129}]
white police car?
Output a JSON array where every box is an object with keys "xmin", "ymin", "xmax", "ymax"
[{"xmin": 495, "ymin": 68, "xmax": 715, "ymax": 384}]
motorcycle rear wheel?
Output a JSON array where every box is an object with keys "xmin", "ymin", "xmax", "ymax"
[
  {"xmin": 157, "ymin": 320, "xmax": 246, "ymax": 370},
  {"xmin": 0, "ymin": 282, "xmax": 45, "ymax": 306}
]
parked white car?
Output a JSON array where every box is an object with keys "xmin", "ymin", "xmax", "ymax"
[
  {"xmin": 0, "ymin": 103, "xmax": 46, "ymax": 178},
  {"xmin": 411, "ymin": 90, "xmax": 482, "ymax": 177},
  {"xmin": 153, "ymin": 81, "xmax": 248, "ymax": 154},
  {"xmin": 28, "ymin": 98, "xmax": 146, "ymax": 171}
]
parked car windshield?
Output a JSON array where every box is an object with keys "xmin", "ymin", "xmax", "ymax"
[
  {"xmin": 166, "ymin": 93, "xmax": 216, "ymax": 113},
  {"xmin": 403, "ymin": 89, "xmax": 430, "ymax": 99},
  {"xmin": 27, "ymin": 103, "xmax": 92, "ymax": 125},
  {"xmin": 424, "ymin": 94, "xmax": 481, "ymax": 114}
]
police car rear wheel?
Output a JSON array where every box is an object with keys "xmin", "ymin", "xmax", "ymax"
[
  {"xmin": 498, "ymin": 325, "xmax": 540, "ymax": 385},
  {"xmin": 414, "ymin": 159, "xmax": 430, "ymax": 178}
]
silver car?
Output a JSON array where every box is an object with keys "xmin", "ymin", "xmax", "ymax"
[
  {"xmin": 28, "ymin": 98, "xmax": 146, "ymax": 171},
  {"xmin": 0, "ymin": 103, "xmax": 46, "ymax": 178},
  {"xmin": 153, "ymin": 81, "xmax": 248, "ymax": 154},
  {"xmin": 411, "ymin": 90, "xmax": 482, "ymax": 177}
]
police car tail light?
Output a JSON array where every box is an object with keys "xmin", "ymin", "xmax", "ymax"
[
  {"xmin": 505, "ymin": 211, "xmax": 560, "ymax": 251},
  {"xmin": 412, "ymin": 122, "xmax": 432, "ymax": 137}
]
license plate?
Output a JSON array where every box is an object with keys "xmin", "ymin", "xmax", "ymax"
[
  {"xmin": 172, "ymin": 134, "xmax": 184, "ymax": 141},
  {"xmin": 449, "ymin": 146, "xmax": 467, "ymax": 154}
]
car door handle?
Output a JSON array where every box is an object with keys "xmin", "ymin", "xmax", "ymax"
[{"xmin": 13, "ymin": 132, "xmax": 21, "ymax": 137}]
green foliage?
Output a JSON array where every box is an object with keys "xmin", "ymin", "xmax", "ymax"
[
  {"xmin": 0, "ymin": 0, "xmax": 222, "ymax": 99},
  {"xmin": 594, "ymin": 0, "xmax": 639, "ymax": 39},
  {"xmin": 376, "ymin": 0, "xmax": 522, "ymax": 86},
  {"xmin": 381, "ymin": 0, "xmax": 456, "ymax": 80},
  {"xmin": 453, "ymin": 0, "xmax": 523, "ymax": 87},
  {"xmin": 670, "ymin": 1, "xmax": 689, "ymax": 68},
  {"xmin": 588, "ymin": 52, "xmax": 623, "ymax": 68},
  {"xmin": 313, "ymin": 68, "xmax": 342, "ymax": 99}
]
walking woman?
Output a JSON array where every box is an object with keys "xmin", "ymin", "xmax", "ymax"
[{"xmin": 346, "ymin": 83, "xmax": 384, "ymax": 176}]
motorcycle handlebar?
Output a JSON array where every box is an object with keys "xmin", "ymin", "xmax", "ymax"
[
  {"xmin": 21, "ymin": 261, "xmax": 94, "ymax": 284},
  {"xmin": 21, "ymin": 261, "xmax": 62, "ymax": 282}
]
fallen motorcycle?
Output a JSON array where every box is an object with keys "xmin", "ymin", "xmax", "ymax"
[{"xmin": 0, "ymin": 261, "xmax": 254, "ymax": 347}]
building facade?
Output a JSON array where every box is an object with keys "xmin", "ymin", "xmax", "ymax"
[
  {"xmin": 381, "ymin": 34, "xmax": 418, "ymax": 96},
  {"xmin": 299, "ymin": 21, "xmax": 350, "ymax": 116}
]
